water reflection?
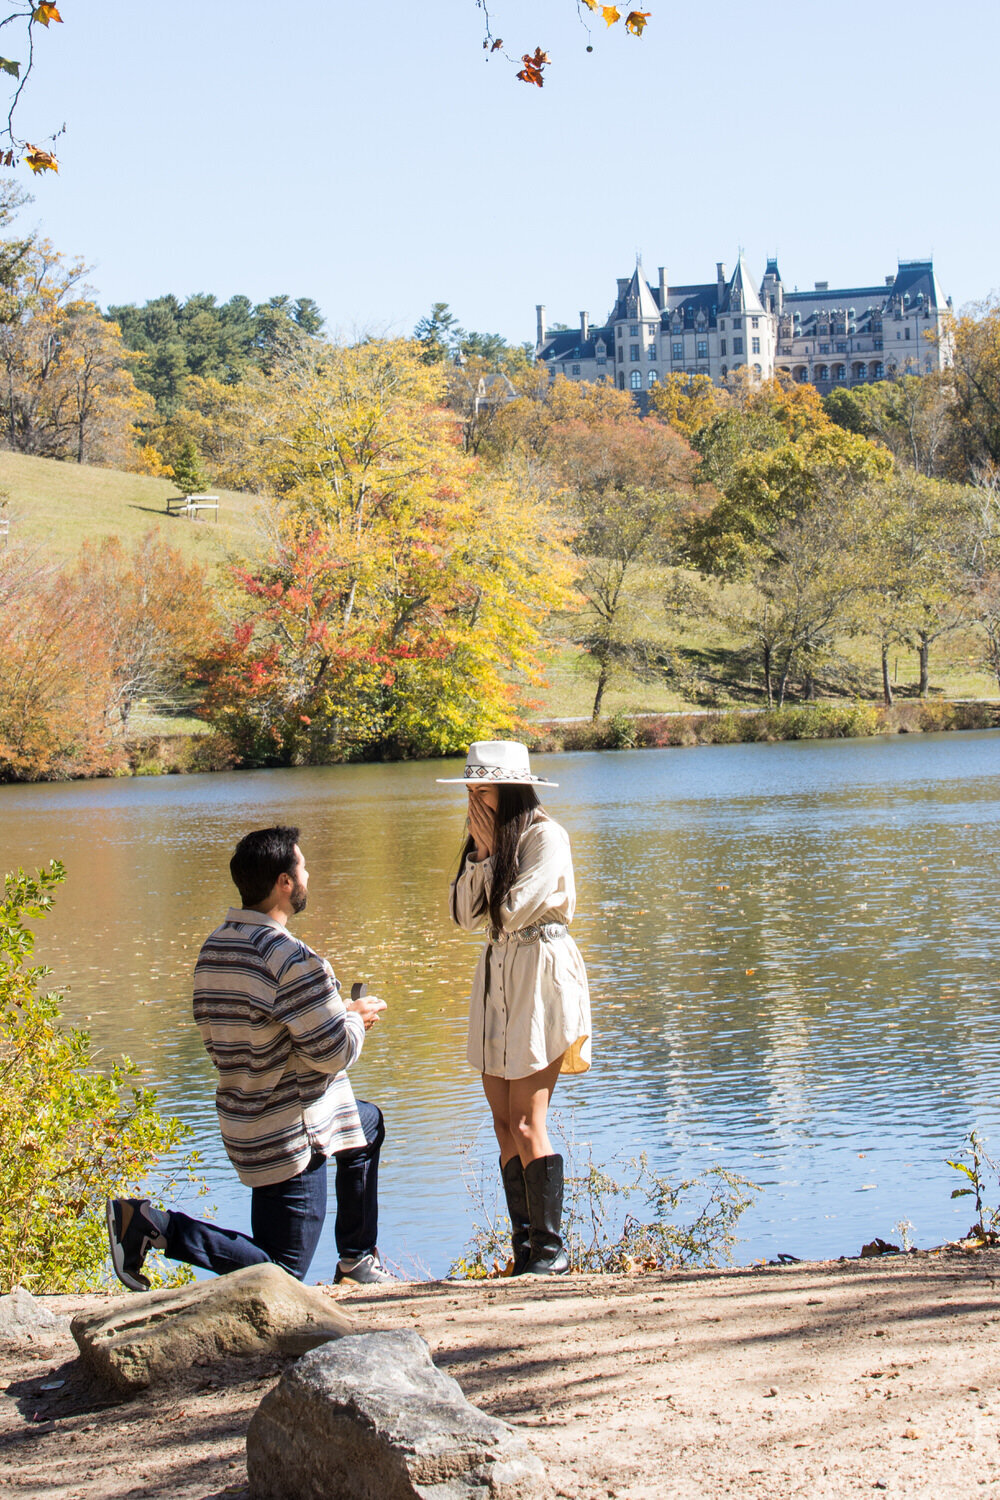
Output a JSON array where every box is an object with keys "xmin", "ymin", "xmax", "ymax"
[{"xmin": 1, "ymin": 731, "xmax": 998, "ymax": 1278}]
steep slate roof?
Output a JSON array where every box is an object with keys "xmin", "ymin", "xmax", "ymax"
[
  {"xmin": 606, "ymin": 259, "xmax": 661, "ymax": 324},
  {"xmin": 782, "ymin": 261, "xmax": 943, "ymax": 312},
  {"xmin": 723, "ymin": 255, "xmax": 765, "ymax": 315},
  {"xmin": 889, "ymin": 260, "xmax": 945, "ymax": 309},
  {"xmin": 626, "ymin": 261, "xmax": 660, "ymax": 321},
  {"xmin": 539, "ymin": 328, "xmax": 612, "ymax": 365},
  {"xmin": 665, "ymin": 285, "xmax": 718, "ymax": 327}
]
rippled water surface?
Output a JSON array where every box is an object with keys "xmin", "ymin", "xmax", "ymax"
[{"xmin": 1, "ymin": 731, "xmax": 999, "ymax": 1279}]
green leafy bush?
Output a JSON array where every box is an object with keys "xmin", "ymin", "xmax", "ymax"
[
  {"xmin": 607, "ymin": 710, "xmax": 638, "ymax": 749},
  {"xmin": 0, "ymin": 862, "xmax": 202, "ymax": 1292}
]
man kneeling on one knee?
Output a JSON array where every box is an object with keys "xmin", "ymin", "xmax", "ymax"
[{"xmin": 107, "ymin": 825, "xmax": 393, "ymax": 1289}]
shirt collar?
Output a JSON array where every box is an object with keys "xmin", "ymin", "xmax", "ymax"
[{"xmin": 225, "ymin": 906, "xmax": 289, "ymax": 934}]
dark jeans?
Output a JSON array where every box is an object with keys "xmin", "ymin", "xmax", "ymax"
[{"xmin": 161, "ymin": 1100, "xmax": 384, "ymax": 1281}]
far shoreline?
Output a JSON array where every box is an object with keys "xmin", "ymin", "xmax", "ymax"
[{"xmin": 1, "ymin": 697, "xmax": 998, "ymax": 788}]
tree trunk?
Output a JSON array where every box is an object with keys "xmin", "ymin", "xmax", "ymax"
[
  {"xmin": 881, "ymin": 642, "xmax": 894, "ymax": 707},
  {"xmin": 592, "ymin": 665, "xmax": 609, "ymax": 721},
  {"xmin": 763, "ymin": 643, "xmax": 773, "ymax": 708},
  {"xmin": 802, "ymin": 672, "xmax": 816, "ymax": 702},
  {"xmin": 918, "ymin": 634, "xmax": 930, "ymax": 698}
]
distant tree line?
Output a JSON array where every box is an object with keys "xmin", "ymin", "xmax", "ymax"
[
  {"xmin": 3, "ymin": 182, "xmax": 1000, "ymax": 778},
  {"xmin": 108, "ymin": 293, "xmax": 325, "ymax": 416}
]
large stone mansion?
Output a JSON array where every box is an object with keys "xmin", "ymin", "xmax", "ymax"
[{"xmin": 535, "ymin": 255, "xmax": 952, "ymax": 395}]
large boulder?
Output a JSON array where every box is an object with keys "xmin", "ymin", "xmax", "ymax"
[
  {"xmin": 72, "ymin": 1263, "xmax": 353, "ymax": 1395},
  {"xmin": 247, "ymin": 1329, "xmax": 546, "ymax": 1500},
  {"xmin": 0, "ymin": 1286, "xmax": 70, "ymax": 1344}
]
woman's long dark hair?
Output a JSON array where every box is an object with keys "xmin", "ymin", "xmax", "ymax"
[{"xmin": 457, "ymin": 784, "xmax": 541, "ymax": 929}]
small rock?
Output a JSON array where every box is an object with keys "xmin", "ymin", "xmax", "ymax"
[
  {"xmin": 247, "ymin": 1329, "xmax": 545, "ymax": 1499},
  {"xmin": 72, "ymin": 1263, "xmax": 353, "ymax": 1395},
  {"xmin": 764, "ymin": 1387, "xmax": 778, "ymax": 1398},
  {"xmin": 901, "ymin": 1426, "xmax": 924, "ymax": 1440},
  {"xmin": 0, "ymin": 1287, "xmax": 69, "ymax": 1343}
]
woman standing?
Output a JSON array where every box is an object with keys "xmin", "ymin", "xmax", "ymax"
[{"xmin": 440, "ymin": 741, "xmax": 591, "ymax": 1275}]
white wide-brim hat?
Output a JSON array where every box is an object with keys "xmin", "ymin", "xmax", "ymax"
[{"xmin": 436, "ymin": 740, "xmax": 558, "ymax": 787}]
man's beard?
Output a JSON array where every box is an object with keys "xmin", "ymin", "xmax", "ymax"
[{"xmin": 290, "ymin": 882, "xmax": 308, "ymax": 915}]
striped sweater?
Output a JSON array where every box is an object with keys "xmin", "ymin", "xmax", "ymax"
[{"xmin": 193, "ymin": 908, "xmax": 367, "ymax": 1187}]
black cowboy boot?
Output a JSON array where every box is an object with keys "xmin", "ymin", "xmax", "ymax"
[
  {"xmin": 522, "ymin": 1154, "xmax": 570, "ymax": 1275},
  {"xmin": 501, "ymin": 1156, "xmax": 531, "ymax": 1276}
]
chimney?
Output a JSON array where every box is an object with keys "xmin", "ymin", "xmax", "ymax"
[
  {"xmin": 580, "ymin": 311, "xmax": 590, "ymax": 341},
  {"xmin": 716, "ymin": 262, "xmax": 727, "ymax": 298},
  {"xmin": 617, "ymin": 277, "xmax": 629, "ymax": 302},
  {"xmin": 885, "ymin": 275, "xmax": 895, "ymax": 287},
  {"xmin": 658, "ymin": 266, "xmax": 668, "ymax": 304},
  {"xmin": 536, "ymin": 303, "xmax": 547, "ymax": 348}
]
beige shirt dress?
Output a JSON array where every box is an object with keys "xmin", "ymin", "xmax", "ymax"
[{"xmin": 450, "ymin": 811, "xmax": 592, "ymax": 1080}]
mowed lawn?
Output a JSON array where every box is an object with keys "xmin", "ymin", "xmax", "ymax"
[
  {"xmin": 0, "ymin": 451, "xmax": 263, "ymax": 568},
  {"xmin": 1, "ymin": 451, "xmax": 995, "ymax": 718}
]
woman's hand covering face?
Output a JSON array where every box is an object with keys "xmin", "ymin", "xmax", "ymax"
[{"xmin": 467, "ymin": 790, "xmax": 495, "ymax": 857}]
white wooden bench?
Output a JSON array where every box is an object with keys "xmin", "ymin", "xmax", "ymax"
[{"xmin": 166, "ymin": 493, "xmax": 220, "ymax": 521}]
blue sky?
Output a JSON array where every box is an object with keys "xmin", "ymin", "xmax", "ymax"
[{"xmin": 12, "ymin": 0, "xmax": 999, "ymax": 345}]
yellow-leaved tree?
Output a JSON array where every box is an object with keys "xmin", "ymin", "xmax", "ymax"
[
  {"xmin": 0, "ymin": 240, "xmax": 153, "ymax": 464},
  {"xmin": 196, "ymin": 339, "xmax": 576, "ymax": 762}
]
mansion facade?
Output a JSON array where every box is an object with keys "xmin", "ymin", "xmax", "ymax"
[{"xmin": 535, "ymin": 255, "xmax": 952, "ymax": 395}]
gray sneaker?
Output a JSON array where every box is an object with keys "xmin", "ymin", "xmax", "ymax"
[{"xmin": 334, "ymin": 1251, "xmax": 395, "ymax": 1286}]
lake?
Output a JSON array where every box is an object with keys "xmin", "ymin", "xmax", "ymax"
[{"xmin": 1, "ymin": 730, "xmax": 998, "ymax": 1280}]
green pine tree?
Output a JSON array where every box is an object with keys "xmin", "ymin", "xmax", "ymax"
[{"xmin": 171, "ymin": 438, "xmax": 208, "ymax": 495}]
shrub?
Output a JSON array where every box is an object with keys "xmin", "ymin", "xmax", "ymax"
[
  {"xmin": 607, "ymin": 710, "xmax": 638, "ymax": 750},
  {"xmin": 451, "ymin": 1133, "xmax": 758, "ymax": 1278},
  {"xmin": 700, "ymin": 712, "xmax": 744, "ymax": 745},
  {"xmin": 757, "ymin": 703, "xmax": 882, "ymax": 741},
  {"xmin": 0, "ymin": 862, "xmax": 202, "ymax": 1292}
]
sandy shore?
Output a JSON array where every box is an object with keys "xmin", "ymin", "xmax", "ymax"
[{"xmin": 1, "ymin": 1248, "xmax": 998, "ymax": 1499}]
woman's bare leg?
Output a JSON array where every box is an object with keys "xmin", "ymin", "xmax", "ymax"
[
  {"xmin": 507, "ymin": 1055, "xmax": 565, "ymax": 1166},
  {"xmin": 482, "ymin": 1073, "xmax": 517, "ymax": 1164}
]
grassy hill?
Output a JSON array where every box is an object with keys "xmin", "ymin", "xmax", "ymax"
[
  {"xmin": 0, "ymin": 451, "xmax": 994, "ymax": 720},
  {"xmin": 0, "ymin": 451, "xmax": 262, "ymax": 568}
]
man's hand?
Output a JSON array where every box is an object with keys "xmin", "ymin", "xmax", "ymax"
[
  {"xmin": 467, "ymin": 794, "xmax": 495, "ymax": 860},
  {"xmin": 346, "ymin": 993, "xmax": 387, "ymax": 1031}
]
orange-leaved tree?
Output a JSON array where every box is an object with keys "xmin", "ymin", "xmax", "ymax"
[
  {"xmin": 201, "ymin": 339, "xmax": 575, "ymax": 762},
  {"xmin": 0, "ymin": 564, "xmax": 122, "ymax": 781},
  {"xmin": 549, "ymin": 413, "xmax": 704, "ymax": 717},
  {"xmin": 0, "ymin": 240, "xmax": 154, "ymax": 464},
  {"xmin": 67, "ymin": 533, "xmax": 217, "ymax": 733}
]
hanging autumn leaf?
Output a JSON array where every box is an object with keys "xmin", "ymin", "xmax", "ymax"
[
  {"xmin": 602, "ymin": 5, "xmax": 620, "ymax": 24},
  {"xmin": 32, "ymin": 3, "xmax": 63, "ymax": 24},
  {"xmin": 491, "ymin": 37, "xmax": 503, "ymax": 50},
  {"xmin": 516, "ymin": 47, "xmax": 549, "ymax": 86},
  {"xmin": 24, "ymin": 143, "xmax": 58, "ymax": 173},
  {"xmin": 0, "ymin": 57, "xmax": 21, "ymax": 78},
  {"xmin": 579, "ymin": 0, "xmax": 599, "ymax": 8},
  {"xmin": 625, "ymin": 9, "xmax": 651, "ymax": 33}
]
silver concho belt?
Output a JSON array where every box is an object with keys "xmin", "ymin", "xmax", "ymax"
[{"xmin": 487, "ymin": 922, "xmax": 567, "ymax": 945}]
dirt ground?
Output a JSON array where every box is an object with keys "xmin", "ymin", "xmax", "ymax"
[{"xmin": 1, "ymin": 1248, "xmax": 998, "ymax": 1500}]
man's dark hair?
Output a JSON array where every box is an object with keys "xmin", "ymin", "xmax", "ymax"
[{"xmin": 230, "ymin": 826, "xmax": 300, "ymax": 907}]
